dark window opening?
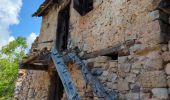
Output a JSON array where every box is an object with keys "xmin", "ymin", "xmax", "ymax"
[
  {"xmin": 48, "ymin": 71, "xmax": 64, "ymax": 100},
  {"xmin": 73, "ymin": 0, "xmax": 93, "ymax": 16},
  {"xmin": 56, "ymin": 4, "xmax": 70, "ymax": 52},
  {"xmin": 104, "ymin": 53, "xmax": 118, "ymax": 60}
]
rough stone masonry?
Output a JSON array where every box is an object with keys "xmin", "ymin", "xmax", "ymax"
[{"xmin": 14, "ymin": 0, "xmax": 170, "ymax": 100}]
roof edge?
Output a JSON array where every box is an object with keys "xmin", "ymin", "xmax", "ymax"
[{"xmin": 32, "ymin": 0, "xmax": 58, "ymax": 17}]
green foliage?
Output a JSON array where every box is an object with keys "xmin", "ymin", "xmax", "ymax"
[{"xmin": 0, "ymin": 37, "xmax": 27, "ymax": 100}]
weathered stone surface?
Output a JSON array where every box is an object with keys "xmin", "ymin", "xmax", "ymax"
[
  {"xmin": 143, "ymin": 58, "xmax": 163, "ymax": 70},
  {"xmin": 94, "ymin": 62, "xmax": 109, "ymax": 69},
  {"xmin": 118, "ymin": 63, "xmax": 132, "ymax": 77},
  {"xmin": 125, "ymin": 34, "xmax": 137, "ymax": 41},
  {"xmin": 110, "ymin": 67, "xmax": 117, "ymax": 73},
  {"xmin": 118, "ymin": 93, "xmax": 126, "ymax": 100},
  {"xmin": 152, "ymin": 88, "xmax": 169, "ymax": 100},
  {"xmin": 125, "ymin": 93, "xmax": 140, "ymax": 100},
  {"xmin": 93, "ymin": 0, "xmax": 103, "ymax": 8},
  {"xmin": 95, "ymin": 56, "xmax": 111, "ymax": 63},
  {"xmin": 108, "ymin": 61, "xmax": 117, "ymax": 68},
  {"xmin": 118, "ymin": 56, "xmax": 128, "ymax": 63},
  {"xmin": 118, "ymin": 63, "xmax": 131, "ymax": 75},
  {"xmin": 140, "ymin": 93, "xmax": 151, "ymax": 100},
  {"xmin": 28, "ymin": 89, "xmax": 35, "ymax": 98},
  {"xmin": 131, "ymin": 69, "xmax": 140, "ymax": 74},
  {"xmin": 146, "ymin": 50, "xmax": 161, "ymax": 59},
  {"xmin": 108, "ymin": 73, "xmax": 117, "ymax": 82},
  {"xmin": 162, "ymin": 44, "xmax": 168, "ymax": 51},
  {"xmin": 130, "ymin": 84, "xmax": 140, "ymax": 93},
  {"xmin": 165, "ymin": 63, "xmax": 170, "ymax": 75},
  {"xmin": 106, "ymin": 82, "xmax": 117, "ymax": 90},
  {"xmin": 167, "ymin": 77, "xmax": 170, "ymax": 87},
  {"xmin": 112, "ymin": 83, "xmax": 118, "ymax": 90},
  {"xmin": 140, "ymin": 88, "xmax": 152, "ymax": 93},
  {"xmin": 136, "ymin": 46, "xmax": 161, "ymax": 56},
  {"xmin": 125, "ymin": 73, "xmax": 136, "ymax": 83},
  {"xmin": 117, "ymin": 70, "xmax": 126, "ymax": 78},
  {"xmin": 139, "ymin": 71, "xmax": 167, "ymax": 88},
  {"xmin": 129, "ymin": 44, "xmax": 142, "ymax": 53},
  {"xmin": 93, "ymin": 62, "xmax": 102, "ymax": 68},
  {"xmin": 132, "ymin": 61, "xmax": 142, "ymax": 69},
  {"xmin": 102, "ymin": 71, "xmax": 109, "ymax": 76},
  {"xmin": 162, "ymin": 52, "xmax": 170, "ymax": 62},
  {"xmin": 117, "ymin": 79, "xmax": 129, "ymax": 91}
]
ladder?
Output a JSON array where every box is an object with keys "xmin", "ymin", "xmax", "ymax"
[
  {"xmin": 51, "ymin": 48, "xmax": 118, "ymax": 100},
  {"xmin": 51, "ymin": 48, "xmax": 81, "ymax": 100}
]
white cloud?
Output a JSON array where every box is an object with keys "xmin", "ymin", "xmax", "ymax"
[
  {"xmin": 8, "ymin": 36, "xmax": 15, "ymax": 42},
  {"xmin": 27, "ymin": 32, "xmax": 38, "ymax": 49},
  {"xmin": 0, "ymin": 0, "xmax": 39, "ymax": 51},
  {"xmin": 0, "ymin": 0, "xmax": 22, "ymax": 48}
]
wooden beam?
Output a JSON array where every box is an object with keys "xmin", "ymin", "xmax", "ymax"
[
  {"xmin": 32, "ymin": 0, "xmax": 54, "ymax": 17},
  {"xmin": 81, "ymin": 40, "xmax": 135, "ymax": 59},
  {"xmin": 32, "ymin": 0, "xmax": 70, "ymax": 17},
  {"xmin": 22, "ymin": 48, "xmax": 49, "ymax": 64},
  {"xmin": 20, "ymin": 64, "xmax": 48, "ymax": 71}
]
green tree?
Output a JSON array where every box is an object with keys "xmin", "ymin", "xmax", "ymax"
[{"xmin": 0, "ymin": 37, "xmax": 27, "ymax": 100}]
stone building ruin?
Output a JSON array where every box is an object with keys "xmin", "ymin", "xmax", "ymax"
[{"xmin": 14, "ymin": 0, "xmax": 170, "ymax": 100}]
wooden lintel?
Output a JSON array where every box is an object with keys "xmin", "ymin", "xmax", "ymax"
[
  {"xmin": 81, "ymin": 40, "xmax": 135, "ymax": 59},
  {"xmin": 20, "ymin": 64, "xmax": 48, "ymax": 71}
]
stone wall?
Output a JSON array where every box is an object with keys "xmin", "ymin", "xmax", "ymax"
[
  {"xmin": 14, "ymin": 70, "xmax": 51, "ymax": 100},
  {"xmin": 37, "ymin": 4, "xmax": 60, "ymax": 50},
  {"xmin": 15, "ymin": 0, "xmax": 170, "ymax": 99},
  {"xmin": 67, "ymin": 63, "xmax": 88, "ymax": 99},
  {"xmin": 68, "ymin": 44, "xmax": 170, "ymax": 100},
  {"xmin": 82, "ymin": 44, "xmax": 170, "ymax": 100},
  {"xmin": 67, "ymin": 0, "xmax": 170, "ymax": 99},
  {"xmin": 69, "ymin": 0, "xmax": 164, "ymax": 53}
]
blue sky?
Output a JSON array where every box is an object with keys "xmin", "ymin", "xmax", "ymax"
[
  {"xmin": 0, "ymin": 0, "xmax": 43, "ymax": 48},
  {"xmin": 11, "ymin": 0, "xmax": 43, "ymax": 38}
]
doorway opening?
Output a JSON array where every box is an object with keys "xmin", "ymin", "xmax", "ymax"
[
  {"xmin": 56, "ymin": 4, "xmax": 70, "ymax": 52},
  {"xmin": 48, "ymin": 71, "xmax": 64, "ymax": 100}
]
